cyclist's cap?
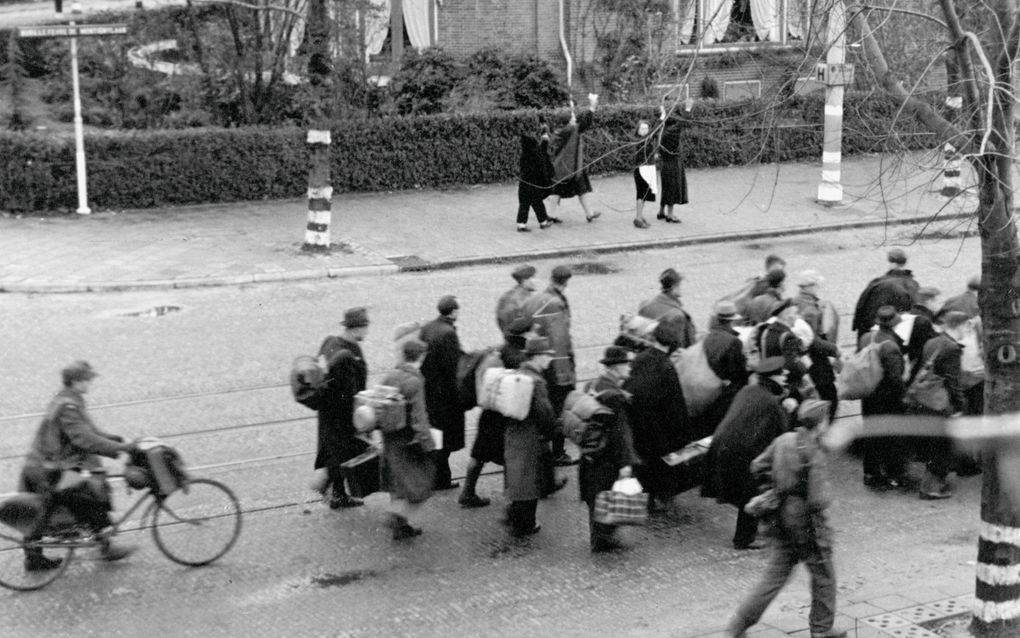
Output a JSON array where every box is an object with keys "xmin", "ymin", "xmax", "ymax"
[{"xmin": 62, "ymin": 360, "xmax": 98, "ymax": 386}]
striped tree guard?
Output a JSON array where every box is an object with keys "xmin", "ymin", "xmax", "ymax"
[{"xmin": 304, "ymin": 128, "xmax": 332, "ymax": 251}]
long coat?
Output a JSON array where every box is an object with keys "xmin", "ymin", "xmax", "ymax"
[
  {"xmin": 858, "ymin": 328, "xmax": 906, "ymax": 418},
  {"xmin": 852, "ymin": 269, "xmax": 919, "ymax": 336},
  {"xmin": 578, "ymin": 374, "xmax": 640, "ymax": 508},
  {"xmin": 702, "ymin": 378, "xmax": 789, "ymax": 507},
  {"xmin": 524, "ymin": 286, "xmax": 575, "ymax": 386},
  {"xmin": 504, "ymin": 362, "xmax": 556, "ymax": 501},
  {"xmin": 623, "ymin": 347, "xmax": 691, "ymax": 497},
  {"xmin": 698, "ymin": 325, "xmax": 750, "ymax": 438},
  {"xmin": 638, "ymin": 292, "xmax": 697, "ymax": 350},
  {"xmin": 379, "ymin": 364, "xmax": 436, "ymax": 503},
  {"xmin": 420, "ymin": 316, "xmax": 466, "ymax": 452},
  {"xmin": 315, "ymin": 335, "xmax": 369, "ymax": 470},
  {"xmin": 518, "ymin": 133, "xmax": 554, "ymax": 203},
  {"xmin": 918, "ymin": 333, "xmax": 966, "ymax": 415},
  {"xmin": 549, "ymin": 109, "xmax": 594, "ymax": 198},
  {"xmin": 659, "ymin": 116, "xmax": 689, "ymax": 206}
]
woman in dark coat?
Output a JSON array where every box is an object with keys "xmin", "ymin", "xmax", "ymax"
[
  {"xmin": 419, "ymin": 296, "xmax": 465, "ymax": 490},
  {"xmin": 623, "ymin": 323, "xmax": 692, "ymax": 507},
  {"xmin": 580, "ymin": 346, "xmax": 640, "ymax": 552},
  {"xmin": 548, "ymin": 94, "xmax": 602, "ymax": 223},
  {"xmin": 858, "ymin": 306, "xmax": 908, "ymax": 490},
  {"xmin": 702, "ymin": 356, "xmax": 791, "ymax": 550},
  {"xmin": 380, "ymin": 340, "xmax": 436, "ymax": 540},
  {"xmin": 656, "ymin": 106, "xmax": 689, "ymax": 223}
]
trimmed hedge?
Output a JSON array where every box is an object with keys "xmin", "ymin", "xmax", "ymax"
[{"xmin": 0, "ymin": 92, "xmax": 937, "ymax": 213}]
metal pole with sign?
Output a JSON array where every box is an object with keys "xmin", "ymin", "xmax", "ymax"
[
  {"xmin": 16, "ymin": 4, "xmax": 127, "ymax": 215},
  {"xmin": 816, "ymin": 0, "xmax": 854, "ymax": 206}
]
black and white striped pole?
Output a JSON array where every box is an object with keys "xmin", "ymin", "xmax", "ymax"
[
  {"xmin": 303, "ymin": 128, "xmax": 332, "ymax": 251},
  {"xmin": 67, "ymin": 0, "xmax": 90, "ymax": 214},
  {"xmin": 941, "ymin": 96, "xmax": 963, "ymax": 196},
  {"xmin": 816, "ymin": 1, "xmax": 851, "ymax": 206}
]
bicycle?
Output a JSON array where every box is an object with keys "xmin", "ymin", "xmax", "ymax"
[{"xmin": 0, "ymin": 443, "xmax": 242, "ymax": 591}]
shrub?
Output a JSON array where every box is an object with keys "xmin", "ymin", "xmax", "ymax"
[{"xmin": 390, "ymin": 48, "xmax": 460, "ymax": 115}]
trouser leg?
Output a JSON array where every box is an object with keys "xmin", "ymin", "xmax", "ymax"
[
  {"xmin": 924, "ymin": 436, "xmax": 952, "ymax": 481},
  {"xmin": 507, "ymin": 500, "xmax": 537, "ymax": 533},
  {"xmin": 547, "ymin": 384, "xmax": 572, "ymax": 459},
  {"xmin": 532, "ymin": 200, "xmax": 549, "ymax": 223},
  {"xmin": 539, "ymin": 442, "xmax": 557, "ymax": 496},
  {"xmin": 805, "ymin": 544, "xmax": 838, "ymax": 635},
  {"xmin": 461, "ymin": 458, "xmax": 483, "ymax": 497},
  {"xmin": 516, "ymin": 200, "xmax": 530, "ymax": 224},
  {"xmin": 327, "ymin": 464, "xmax": 348, "ymax": 498},
  {"xmin": 432, "ymin": 450, "xmax": 453, "ymax": 487},
  {"xmin": 730, "ymin": 539, "xmax": 799, "ymax": 634},
  {"xmin": 733, "ymin": 505, "xmax": 759, "ymax": 548}
]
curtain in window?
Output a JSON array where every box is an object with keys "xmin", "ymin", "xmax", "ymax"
[
  {"xmin": 787, "ymin": 0, "xmax": 807, "ymax": 39},
  {"xmin": 404, "ymin": 0, "xmax": 432, "ymax": 50},
  {"xmin": 364, "ymin": 0, "xmax": 392, "ymax": 56},
  {"xmin": 676, "ymin": 0, "xmax": 696, "ymax": 45},
  {"xmin": 702, "ymin": 0, "xmax": 732, "ymax": 45},
  {"xmin": 749, "ymin": 0, "xmax": 779, "ymax": 41}
]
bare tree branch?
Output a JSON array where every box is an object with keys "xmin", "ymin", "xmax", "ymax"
[
  {"xmin": 861, "ymin": 3, "xmax": 948, "ymax": 29},
  {"xmin": 192, "ymin": 0, "xmax": 305, "ymax": 20}
]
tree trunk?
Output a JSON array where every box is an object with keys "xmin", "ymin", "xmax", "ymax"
[{"xmin": 301, "ymin": 0, "xmax": 333, "ymax": 252}]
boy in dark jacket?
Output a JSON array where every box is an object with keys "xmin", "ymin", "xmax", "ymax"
[{"xmin": 515, "ymin": 123, "xmax": 555, "ymax": 232}]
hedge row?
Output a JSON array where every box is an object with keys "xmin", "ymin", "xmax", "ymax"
[{"xmin": 0, "ymin": 93, "xmax": 938, "ymax": 213}]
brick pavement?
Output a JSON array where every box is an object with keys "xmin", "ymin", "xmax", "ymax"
[{"xmin": 0, "ymin": 152, "xmax": 984, "ymax": 293}]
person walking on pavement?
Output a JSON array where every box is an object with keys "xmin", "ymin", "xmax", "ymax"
[
  {"xmin": 515, "ymin": 123, "xmax": 555, "ymax": 232},
  {"xmin": 858, "ymin": 306, "xmax": 909, "ymax": 490},
  {"xmin": 698, "ymin": 300, "xmax": 750, "ymax": 439},
  {"xmin": 726, "ymin": 400, "xmax": 846, "ymax": 638},
  {"xmin": 525, "ymin": 265, "xmax": 578, "ymax": 466},
  {"xmin": 547, "ymin": 93, "xmax": 602, "ymax": 223},
  {"xmin": 655, "ymin": 102, "xmax": 691, "ymax": 224},
  {"xmin": 623, "ymin": 323, "xmax": 692, "ymax": 511},
  {"xmin": 912, "ymin": 311, "xmax": 968, "ymax": 500},
  {"xmin": 504, "ymin": 337, "xmax": 558, "ymax": 537},
  {"xmin": 632, "ymin": 119, "xmax": 658, "ymax": 229},
  {"xmin": 419, "ymin": 295, "xmax": 466, "ymax": 491},
  {"xmin": 580, "ymin": 346, "xmax": 640, "ymax": 552},
  {"xmin": 19, "ymin": 361, "xmax": 137, "ymax": 570},
  {"xmin": 851, "ymin": 248, "xmax": 920, "ymax": 338},
  {"xmin": 496, "ymin": 264, "xmax": 538, "ymax": 336},
  {"xmin": 637, "ymin": 268, "xmax": 697, "ymax": 351},
  {"xmin": 703, "ymin": 356, "xmax": 793, "ymax": 550},
  {"xmin": 938, "ymin": 275, "xmax": 981, "ymax": 320},
  {"xmin": 316, "ymin": 307, "xmax": 371, "ymax": 509},
  {"xmin": 379, "ymin": 340, "xmax": 436, "ymax": 540}
]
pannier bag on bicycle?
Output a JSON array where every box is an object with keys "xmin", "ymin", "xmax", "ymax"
[{"xmin": 127, "ymin": 439, "xmax": 188, "ymax": 497}]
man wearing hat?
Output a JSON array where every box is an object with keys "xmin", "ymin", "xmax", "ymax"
[
  {"xmin": 699, "ymin": 300, "xmax": 751, "ymax": 437},
  {"xmin": 419, "ymin": 295, "xmax": 466, "ymax": 490},
  {"xmin": 703, "ymin": 356, "xmax": 792, "ymax": 550},
  {"xmin": 496, "ymin": 264, "xmax": 538, "ymax": 336},
  {"xmin": 857, "ymin": 306, "xmax": 910, "ymax": 490},
  {"xmin": 728, "ymin": 399, "xmax": 846, "ymax": 638},
  {"xmin": 579, "ymin": 346, "xmax": 640, "ymax": 552},
  {"xmin": 317, "ymin": 307, "xmax": 372, "ymax": 508},
  {"xmin": 20, "ymin": 361, "xmax": 137, "ymax": 570},
  {"xmin": 503, "ymin": 337, "xmax": 558, "ymax": 537},
  {"xmin": 745, "ymin": 269, "xmax": 787, "ymax": 326},
  {"xmin": 524, "ymin": 265, "xmax": 578, "ymax": 466},
  {"xmin": 637, "ymin": 268, "xmax": 697, "ymax": 351},
  {"xmin": 938, "ymin": 275, "xmax": 981, "ymax": 320},
  {"xmin": 851, "ymin": 248, "xmax": 921, "ymax": 338}
]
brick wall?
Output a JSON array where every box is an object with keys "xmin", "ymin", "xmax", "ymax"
[{"xmin": 437, "ymin": 0, "xmax": 563, "ymax": 59}]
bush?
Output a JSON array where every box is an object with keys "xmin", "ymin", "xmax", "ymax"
[
  {"xmin": 390, "ymin": 48, "xmax": 460, "ymax": 115},
  {"xmin": 0, "ymin": 93, "xmax": 937, "ymax": 213}
]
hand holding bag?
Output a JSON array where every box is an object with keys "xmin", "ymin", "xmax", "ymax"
[{"xmin": 593, "ymin": 477, "xmax": 649, "ymax": 526}]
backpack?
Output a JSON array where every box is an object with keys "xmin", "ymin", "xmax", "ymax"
[
  {"xmin": 457, "ymin": 347, "xmax": 496, "ymax": 410},
  {"xmin": 615, "ymin": 312, "xmax": 658, "ymax": 352},
  {"xmin": 290, "ymin": 355, "xmax": 328, "ymax": 410},
  {"xmin": 353, "ymin": 385, "xmax": 407, "ymax": 433},
  {"xmin": 673, "ymin": 340, "xmax": 724, "ymax": 418},
  {"xmin": 561, "ymin": 385, "xmax": 613, "ymax": 451},
  {"xmin": 479, "ymin": 367, "xmax": 535, "ymax": 420},
  {"xmin": 835, "ymin": 338, "xmax": 886, "ymax": 400}
]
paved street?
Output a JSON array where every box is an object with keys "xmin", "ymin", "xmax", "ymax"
[{"xmin": 0, "ymin": 225, "xmax": 986, "ymax": 637}]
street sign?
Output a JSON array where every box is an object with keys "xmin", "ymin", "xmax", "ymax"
[
  {"xmin": 815, "ymin": 62, "xmax": 855, "ymax": 86},
  {"xmin": 16, "ymin": 24, "xmax": 128, "ymax": 38}
]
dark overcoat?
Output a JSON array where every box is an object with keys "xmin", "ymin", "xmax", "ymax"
[
  {"xmin": 918, "ymin": 333, "xmax": 966, "ymax": 415},
  {"xmin": 852, "ymin": 269, "xmax": 919, "ymax": 336},
  {"xmin": 578, "ymin": 374, "xmax": 640, "ymax": 508},
  {"xmin": 379, "ymin": 364, "xmax": 436, "ymax": 503},
  {"xmin": 549, "ymin": 110, "xmax": 594, "ymax": 198},
  {"xmin": 503, "ymin": 362, "xmax": 556, "ymax": 501},
  {"xmin": 420, "ymin": 316, "xmax": 466, "ymax": 452},
  {"xmin": 659, "ymin": 116, "xmax": 689, "ymax": 206},
  {"xmin": 315, "ymin": 335, "xmax": 369, "ymax": 470},
  {"xmin": 623, "ymin": 347, "xmax": 691, "ymax": 496},
  {"xmin": 702, "ymin": 378, "xmax": 789, "ymax": 507},
  {"xmin": 524, "ymin": 286, "xmax": 575, "ymax": 386},
  {"xmin": 518, "ymin": 133, "xmax": 554, "ymax": 203},
  {"xmin": 697, "ymin": 324, "xmax": 750, "ymax": 439},
  {"xmin": 638, "ymin": 292, "xmax": 697, "ymax": 350},
  {"xmin": 857, "ymin": 329, "xmax": 906, "ymax": 418}
]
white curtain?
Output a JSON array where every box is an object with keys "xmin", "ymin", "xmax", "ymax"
[
  {"xmin": 676, "ymin": 0, "xmax": 696, "ymax": 45},
  {"xmin": 363, "ymin": 0, "xmax": 392, "ymax": 57},
  {"xmin": 404, "ymin": 0, "xmax": 432, "ymax": 50},
  {"xmin": 787, "ymin": 0, "xmax": 806, "ymax": 39},
  {"xmin": 749, "ymin": 0, "xmax": 779, "ymax": 41},
  {"xmin": 702, "ymin": 0, "xmax": 732, "ymax": 45}
]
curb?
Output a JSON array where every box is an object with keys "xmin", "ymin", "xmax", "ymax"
[{"xmin": 0, "ymin": 212, "xmax": 972, "ymax": 293}]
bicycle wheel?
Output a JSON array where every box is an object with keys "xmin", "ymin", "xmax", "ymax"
[
  {"xmin": 151, "ymin": 478, "xmax": 242, "ymax": 567},
  {"xmin": 0, "ymin": 533, "xmax": 73, "ymax": 592}
]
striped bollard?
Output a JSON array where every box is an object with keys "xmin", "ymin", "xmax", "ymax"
[
  {"xmin": 941, "ymin": 96, "xmax": 963, "ymax": 197},
  {"xmin": 303, "ymin": 128, "xmax": 332, "ymax": 252}
]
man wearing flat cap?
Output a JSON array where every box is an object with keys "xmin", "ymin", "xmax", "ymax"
[
  {"xmin": 420, "ymin": 295, "xmax": 466, "ymax": 490},
  {"xmin": 317, "ymin": 307, "xmax": 372, "ymax": 509},
  {"xmin": 703, "ymin": 356, "xmax": 792, "ymax": 550},
  {"xmin": 524, "ymin": 265, "xmax": 579, "ymax": 466},
  {"xmin": 851, "ymin": 248, "xmax": 921, "ymax": 338},
  {"xmin": 637, "ymin": 268, "xmax": 697, "ymax": 351},
  {"xmin": 699, "ymin": 300, "xmax": 751, "ymax": 438},
  {"xmin": 496, "ymin": 264, "xmax": 538, "ymax": 336}
]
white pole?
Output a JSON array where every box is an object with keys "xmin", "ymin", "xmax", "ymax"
[
  {"xmin": 816, "ymin": 0, "xmax": 846, "ymax": 206},
  {"xmin": 69, "ymin": 0, "xmax": 90, "ymax": 215}
]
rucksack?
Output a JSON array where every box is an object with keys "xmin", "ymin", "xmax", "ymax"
[
  {"xmin": 561, "ymin": 385, "xmax": 613, "ymax": 451},
  {"xmin": 478, "ymin": 367, "xmax": 535, "ymax": 420},
  {"xmin": 835, "ymin": 337, "xmax": 887, "ymax": 400},
  {"xmin": 673, "ymin": 340, "xmax": 724, "ymax": 418},
  {"xmin": 457, "ymin": 347, "xmax": 497, "ymax": 410},
  {"xmin": 353, "ymin": 385, "xmax": 407, "ymax": 433},
  {"xmin": 290, "ymin": 355, "xmax": 327, "ymax": 410},
  {"xmin": 615, "ymin": 312, "xmax": 658, "ymax": 352}
]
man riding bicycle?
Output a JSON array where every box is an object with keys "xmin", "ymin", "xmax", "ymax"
[{"xmin": 19, "ymin": 361, "xmax": 137, "ymax": 571}]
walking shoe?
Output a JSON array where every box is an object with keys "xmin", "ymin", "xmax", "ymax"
[
  {"xmin": 547, "ymin": 216, "xmax": 563, "ymax": 224},
  {"xmin": 517, "ymin": 225, "xmax": 530, "ymax": 232},
  {"xmin": 329, "ymin": 494, "xmax": 364, "ymax": 509},
  {"xmin": 585, "ymin": 211, "xmax": 602, "ymax": 222},
  {"xmin": 100, "ymin": 540, "xmax": 137, "ymax": 562},
  {"xmin": 919, "ymin": 488, "xmax": 953, "ymax": 500},
  {"xmin": 633, "ymin": 218, "xmax": 650, "ymax": 229},
  {"xmin": 511, "ymin": 523, "xmax": 541, "ymax": 537},
  {"xmin": 24, "ymin": 553, "xmax": 63, "ymax": 572},
  {"xmin": 539, "ymin": 220, "xmax": 554, "ymax": 229},
  {"xmin": 733, "ymin": 540, "xmax": 766, "ymax": 551},
  {"xmin": 541, "ymin": 477, "xmax": 568, "ymax": 498},
  {"xmin": 656, "ymin": 210, "xmax": 667, "ymax": 220},
  {"xmin": 458, "ymin": 493, "xmax": 491, "ymax": 508},
  {"xmin": 591, "ymin": 535, "xmax": 624, "ymax": 553},
  {"xmin": 392, "ymin": 524, "xmax": 423, "ymax": 540},
  {"xmin": 863, "ymin": 474, "xmax": 894, "ymax": 491},
  {"xmin": 553, "ymin": 453, "xmax": 578, "ymax": 467}
]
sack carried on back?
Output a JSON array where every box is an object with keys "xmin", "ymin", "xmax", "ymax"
[
  {"xmin": 561, "ymin": 386, "xmax": 613, "ymax": 452},
  {"xmin": 353, "ymin": 385, "xmax": 407, "ymax": 433},
  {"xmin": 673, "ymin": 341, "xmax": 724, "ymax": 417},
  {"xmin": 290, "ymin": 355, "xmax": 328, "ymax": 410},
  {"xmin": 478, "ymin": 367, "xmax": 535, "ymax": 420},
  {"xmin": 835, "ymin": 339, "xmax": 885, "ymax": 400}
]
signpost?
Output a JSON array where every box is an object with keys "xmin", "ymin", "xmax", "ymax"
[{"xmin": 16, "ymin": 3, "xmax": 127, "ymax": 215}]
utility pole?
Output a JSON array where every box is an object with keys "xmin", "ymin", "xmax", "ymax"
[
  {"xmin": 301, "ymin": 0, "xmax": 332, "ymax": 252},
  {"xmin": 815, "ymin": 0, "xmax": 852, "ymax": 206}
]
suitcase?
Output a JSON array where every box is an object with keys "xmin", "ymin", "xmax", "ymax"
[{"xmin": 340, "ymin": 448, "xmax": 382, "ymax": 498}]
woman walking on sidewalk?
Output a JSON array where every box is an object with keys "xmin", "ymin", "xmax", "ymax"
[
  {"xmin": 656, "ymin": 103, "xmax": 691, "ymax": 224},
  {"xmin": 548, "ymin": 94, "xmax": 602, "ymax": 224}
]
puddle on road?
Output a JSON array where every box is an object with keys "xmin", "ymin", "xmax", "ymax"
[
  {"xmin": 118, "ymin": 305, "xmax": 183, "ymax": 317},
  {"xmin": 308, "ymin": 569, "xmax": 379, "ymax": 588}
]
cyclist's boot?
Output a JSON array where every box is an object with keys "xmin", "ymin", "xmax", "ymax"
[
  {"xmin": 24, "ymin": 548, "xmax": 62, "ymax": 572},
  {"xmin": 99, "ymin": 538, "xmax": 137, "ymax": 562}
]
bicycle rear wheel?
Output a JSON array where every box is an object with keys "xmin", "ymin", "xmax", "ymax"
[
  {"xmin": 151, "ymin": 478, "xmax": 242, "ymax": 567},
  {"xmin": 0, "ymin": 534, "xmax": 74, "ymax": 591}
]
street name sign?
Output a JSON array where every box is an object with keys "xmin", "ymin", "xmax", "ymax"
[{"xmin": 16, "ymin": 24, "xmax": 128, "ymax": 38}]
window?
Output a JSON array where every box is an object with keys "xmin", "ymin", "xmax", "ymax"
[{"xmin": 675, "ymin": 0, "xmax": 805, "ymax": 47}]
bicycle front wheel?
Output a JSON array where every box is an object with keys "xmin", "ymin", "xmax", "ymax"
[
  {"xmin": 0, "ymin": 533, "xmax": 73, "ymax": 592},
  {"xmin": 151, "ymin": 478, "xmax": 242, "ymax": 567}
]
